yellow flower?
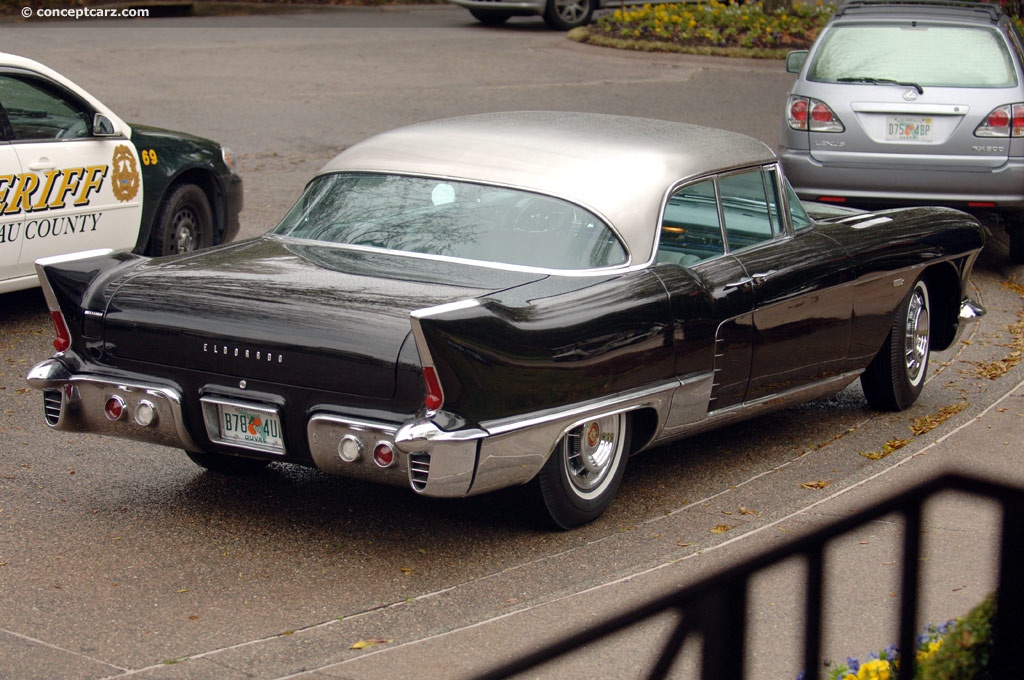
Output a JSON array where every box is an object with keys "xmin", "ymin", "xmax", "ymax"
[{"xmin": 858, "ymin": 659, "xmax": 892, "ymax": 680}]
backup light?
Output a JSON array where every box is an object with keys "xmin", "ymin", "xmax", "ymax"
[
  {"xmin": 134, "ymin": 400, "xmax": 157, "ymax": 427},
  {"xmin": 338, "ymin": 435, "xmax": 363, "ymax": 463}
]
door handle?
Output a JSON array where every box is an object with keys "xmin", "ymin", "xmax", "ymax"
[
  {"xmin": 751, "ymin": 270, "xmax": 778, "ymax": 282},
  {"xmin": 28, "ymin": 159, "xmax": 56, "ymax": 171},
  {"xmin": 723, "ymin": 277, "xmax": 753, "ymax": 291}
]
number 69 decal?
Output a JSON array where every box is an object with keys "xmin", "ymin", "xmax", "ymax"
[{"xmin": 140, "ymin": 149, "xmax": 159, "ymax": 166}]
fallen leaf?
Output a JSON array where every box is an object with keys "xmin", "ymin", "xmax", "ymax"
[
  {"xmin": 350, "ymin": 638, "xmax": 392, "ymax": 650},
  {"xmin": 801, "ymin": 480, "xmax": 831, "ymax": 490},
  {"xmin": 738, "ymin": 506, "xmax": 758, "ymax": 515},
  {"xmin": 861, "ymin": 437, "xmax": 911, "ymax": 461},
  {"xmin": 710, "ymin": 524, "xmax": 733, "ymax": 534}
]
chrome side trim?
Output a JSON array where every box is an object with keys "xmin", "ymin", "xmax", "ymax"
[
  {"xmin": 25, "ymin": 359, "xmax": 199, "ymax": 451},
  {"xmin": 469, "ymin": 379, "xmax": 681, "ymax": 496},
  {"xmin": 652, "ymin": 371, "xmax": 861, "ymax": 446}
]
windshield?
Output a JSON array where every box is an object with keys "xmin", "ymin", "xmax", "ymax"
[
  {"xmin": 273, "ymin": 173, "xmax": 628, "ymax": 270},
  {"xmin": 809, "ymin": 24, "xmax": 1017, "ymax": 88}
]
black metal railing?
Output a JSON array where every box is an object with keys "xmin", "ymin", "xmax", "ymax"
[{"xmin": 476, "ymin": 473, "xmax": 1024, "ymax": 680}]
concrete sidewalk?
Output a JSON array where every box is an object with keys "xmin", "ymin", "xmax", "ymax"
[{"xmin": 296, "ymin": 377, "xmax": 1024, "ymax": 679}]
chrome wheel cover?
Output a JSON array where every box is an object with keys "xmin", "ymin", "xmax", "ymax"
[
  {"xmin": 562, "ymin": 414, "xmax": 623, "ymax": 500},
  {"xmin": 904, "ymin": 283, "xmax": 930, "ymax": 387}
]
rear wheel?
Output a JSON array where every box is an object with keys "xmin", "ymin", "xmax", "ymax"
[
  {"xmin": 542, "ymin": 0, "xmax": 594, "ymax": 30},
  {"xmin": 532, "ymin": 413, "xmax": 629, "ymax": 529},
  {"xmin": 860, "ymin": 278, "xmax": 931, "ymax": 411},
  {"xmin": 469, "ymin": 8, "xmax": 512, "ymax": 24},
  {"xmin": 186, "ymin": 451, "xmax": 269, "ymax": 475}
]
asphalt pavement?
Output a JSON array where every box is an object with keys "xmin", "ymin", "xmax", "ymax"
[{"xmin": 264, "ymin": 378, "xmax": 1024, "ymax": 679}]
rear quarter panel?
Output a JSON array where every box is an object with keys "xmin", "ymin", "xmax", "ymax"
[{"xmin": 414, "ymin": 270, "xmax": 675, "ymax": 426}]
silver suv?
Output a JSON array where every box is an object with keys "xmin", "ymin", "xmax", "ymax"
[{"xmin": 779, "ymin": 0, "xmax": 1024, "ymax": 262}]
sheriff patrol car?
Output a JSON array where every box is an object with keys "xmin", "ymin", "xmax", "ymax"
[{"xmin": 1, "ymin": 52, "xmax": 242, "ymax": 294}]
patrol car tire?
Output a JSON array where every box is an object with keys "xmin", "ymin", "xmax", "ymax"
[{"xmin": 151, "ymin": 183, "xmax": 214, "ymax": 256}]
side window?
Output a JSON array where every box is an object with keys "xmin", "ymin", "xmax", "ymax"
[
  {"xmin": 718, "ymin": 169, "xmax": 776, "ymax": 251},
  {"xmin": 658, "ymin": 178, "xmax": 725, "ymax": 266},
  {"xmin": 784, "ymin": 178, "xmax": 812, "ymax": 231},
  {"xmin": 0, "ymin": 75, "xmax": 92, "ymax": 142}
]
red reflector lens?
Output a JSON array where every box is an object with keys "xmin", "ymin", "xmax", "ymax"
[
  {"xmin": 50, "ymin": 310, "xmax": 71, "ymax": 352},
  {"xmin": 422, "ymin": 366, "xmax": 444, "ymax": 412},
  {"xmin": 104, "ymin": 396, "xmax": 126, "ymax": 421},
  {"xmin": 373, "ymin": 442, "xmax": 395, "ymax": 468},
  {"xmin": 818, "ymin": 197, "xmax": 847, "ymax": 203}
]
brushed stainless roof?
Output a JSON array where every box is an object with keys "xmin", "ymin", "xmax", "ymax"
[{"xmin": 318, "ymin": 112, "xmax": 776, "ymax": 265}]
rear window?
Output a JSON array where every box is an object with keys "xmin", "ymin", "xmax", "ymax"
[
  {"xmin": 273, "ymin": 173, "xmax": 628, "ymax": 271},
  {"xmin": 809, "ymin": 24, "xmax": 1018, "ymax": 88}
]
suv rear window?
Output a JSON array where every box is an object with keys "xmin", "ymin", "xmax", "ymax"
[{"xmin": 809, "ymin": 24, "xmax": 1017, "ymax": 88}]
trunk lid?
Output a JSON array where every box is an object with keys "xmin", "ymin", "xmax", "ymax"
[{"xmin": 101, "ymin": 237, "xmax": 545, "ymax": 398}]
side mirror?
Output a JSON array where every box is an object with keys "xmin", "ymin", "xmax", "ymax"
[
  {"xmin": 92, "ymin": 113, "xmax": 117, "ymax": 137},
  {"xmin": 786, "ymin": 50, "xmax": 808, "ymax": 74}
]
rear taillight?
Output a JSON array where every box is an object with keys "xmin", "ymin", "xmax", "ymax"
[
  {"xmin": 49, "ymin": 310, "xmax": 71, "ymax": 352},
  {"xmin": 788, "ymin": 97, "xmax": 809, "ymax": 130},
  {"xmin": 787, "ymin": 96, "xmax": 844, "ymax": 133},
  {"xmin": 976, "ymin": 103, "xmax": 1024, "ymax": 137},
  {"xmin": 422, "ymin": 366, "xmax": 444, "ymax": 412}
]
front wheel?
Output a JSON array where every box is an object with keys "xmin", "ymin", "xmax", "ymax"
[
  {"xmin": 532, "ymin": 413, "xmax": 630, "ymax": 529},
  {"xmin": 469, "ymin": 8, "xmax": 512, "ymax": 25},
  {"xmin": 150, "ymin": 183, "xmax": 214, "ymax": 256},
  {"xmin": 186, "ymin": 451, "xmax": 270, "ymax": 475},
  {"xmin": 542, "ymin": 0, "xmax": 594, "ymax": 30},
  {"xmin": 860, "ymin": 278, "xmax": 931, "ymax": 412}
]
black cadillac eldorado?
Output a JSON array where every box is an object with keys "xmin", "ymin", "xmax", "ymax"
[{"xmin": 26, "ymin": 112, "xmax": 985, "ymax": 528}]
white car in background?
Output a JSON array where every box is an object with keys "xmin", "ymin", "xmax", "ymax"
[{"xmin": 1, "ymin": 52, "xmax": 242, "ymax": 294}]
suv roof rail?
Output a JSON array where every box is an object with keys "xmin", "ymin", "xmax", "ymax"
[{"xmin": 834, "ymin": 0, "xmax": 1004, "ymax": 21}]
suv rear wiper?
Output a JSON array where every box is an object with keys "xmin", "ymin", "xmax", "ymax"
[{"xmin": 836, "ymin": 77, "xmax": 924, "ymax": 94}]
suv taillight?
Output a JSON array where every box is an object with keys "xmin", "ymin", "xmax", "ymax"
[
  {"xmin": 976, "ymin": 104, "xmax": 1024, "ymax": 137},
  {"xmin": 787, "ymin": 95, "xmax": 845, "ymax": 133}
]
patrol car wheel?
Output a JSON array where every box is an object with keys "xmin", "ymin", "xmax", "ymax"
[{"xmin": 151, "ymin": 183, "xmax": 213, "ymax": 256}]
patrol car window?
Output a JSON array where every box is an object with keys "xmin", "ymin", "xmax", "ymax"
[
  {"xmin": 273, "ymin": 173, "xmax": 628, "ymax": 271},
  {"xmin": 0, "ymin": 75, "xmax": 92, "ymax": 141}
]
